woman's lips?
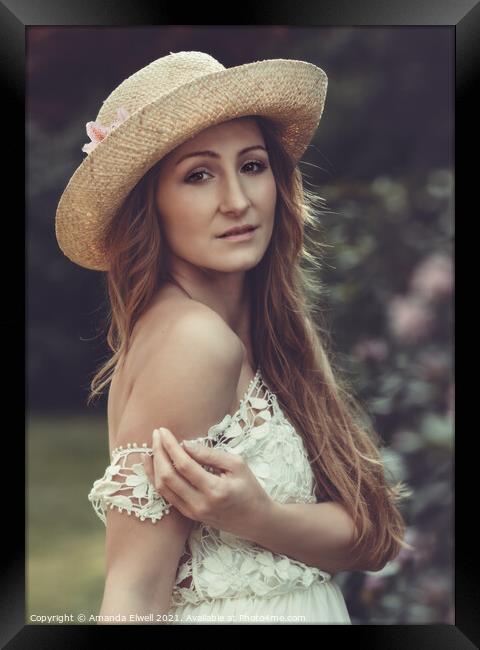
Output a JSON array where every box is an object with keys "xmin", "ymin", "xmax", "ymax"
[{"xmin": 217, "ymin": 227, "xmax": 258, "ymax": 241}]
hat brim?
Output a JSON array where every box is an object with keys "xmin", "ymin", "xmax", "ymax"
[{"xmin": 55, "ymin": 58, "xmax": 327, "ymax": 271}]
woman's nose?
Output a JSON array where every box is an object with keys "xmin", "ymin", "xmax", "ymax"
[{"xmin": 219, "ymin": 173, "xmax": 251, "ymax": 213}]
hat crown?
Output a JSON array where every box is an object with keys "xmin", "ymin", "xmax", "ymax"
[{"xmin": 96, "ymin": 51, "xmax": 225, "ymax": 126}]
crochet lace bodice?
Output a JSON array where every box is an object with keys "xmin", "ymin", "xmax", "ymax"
[{"xmin": 88, "ymin": 367, "xmax": 332, "ymax": 607}]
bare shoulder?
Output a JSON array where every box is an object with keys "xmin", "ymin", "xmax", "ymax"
[
  {"xmin": 115, "ymin": 298, "xmax": 244, "ymax": 447},
  {"xmin": 142, "ymin": 295, "xmax": 244, "ymax": 371},
  {"xmin": 173, "ymin": 302, "xmax": 244, "ymax": 359},
  {"xmin": 129, "ymin": 288, "xmax": 244, "ymax": 367}
]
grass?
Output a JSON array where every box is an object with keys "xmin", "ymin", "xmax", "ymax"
[{"xmin": 27, "ymin": 413, "xmax": 111, "ymax": 622}]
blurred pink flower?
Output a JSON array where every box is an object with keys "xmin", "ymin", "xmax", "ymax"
[
  {"xmin": 410, "ymin": 253, "xmax": 453, "ymax": 302},
  {"xmin": 363, "ymin": 574, "xmax": 387, "ymax": 592},
  {"xmin": 353, "ymin": 338, "xmax": 388, "ymax": 362},
  {"xmin": 417, "ymin": 351, "xmax": 450, "ymax": 382},
  {"xmin": 82, "ymin": 106, "xmax": 130, "ymax": 154},
  {"xmin": 388, "ymin": 295, "xmax": 434, "ymax": 344},
  {"xmin": 410, "ymin": 530, "xmax": 437, "ymax": 568},
  {"xmin": 418, "ymin": 574, "xmax": 452, "ymax": 607}
]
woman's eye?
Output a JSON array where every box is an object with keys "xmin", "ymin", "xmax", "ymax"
[
  {"xmin": 184, "ymin": 160, "xmax": 268, "ymax": 184},
  {"xmin": 244, "ymin": 161, "xmax": 267, "ymax": 174}
]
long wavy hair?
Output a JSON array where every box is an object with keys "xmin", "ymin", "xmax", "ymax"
[{"xmin": 87, "ymin": 114, "xmax": 413, "ymax": 570}]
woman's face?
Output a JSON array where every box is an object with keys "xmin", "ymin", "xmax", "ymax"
[{"xmin": 155, "ymin": 118, "xmax": 277, "ymax": 276}]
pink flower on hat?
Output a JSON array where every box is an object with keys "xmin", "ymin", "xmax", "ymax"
[{"xmin": 81, "ymin": 106, "xmax": 130, "ymax": 154}]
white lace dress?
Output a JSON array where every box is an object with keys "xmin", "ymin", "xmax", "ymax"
[{"xmin": 88, "ymin": 367, "xmax": 352, "ymax": 625}]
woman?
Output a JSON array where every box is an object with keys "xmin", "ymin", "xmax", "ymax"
[{"xmin": 55, "ymin": 51, "xmax": 412, "ymax": 625}]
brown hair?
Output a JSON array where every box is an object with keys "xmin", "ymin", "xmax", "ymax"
[{"xmin": 87, "ymin": 114, "xmax": 413, "ymax": 570}]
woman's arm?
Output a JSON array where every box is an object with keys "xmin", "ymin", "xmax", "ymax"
[
  {"xmin": 244, "ymin": 500, "xmax": 384, "ymax": 575},
  {"xmin": 97, "ymin": 491, "xmax": 195, "ymax": 624},
  {"xmin": 99, "ymin": 562, "xmax": 179, "ymax": 623},
  {"xmin": 97, "ymin": 306, "xmax": 244, "ymax": 623}
]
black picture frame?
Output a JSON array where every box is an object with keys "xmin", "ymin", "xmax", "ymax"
[{"xmin": 11, "ymin": 0, "xmax": 470, "ymax": 646}]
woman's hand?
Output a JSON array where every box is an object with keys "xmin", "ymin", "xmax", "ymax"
[{"xmin": 141, "ymin": 427, "xmax": 273, "ymax": 541}]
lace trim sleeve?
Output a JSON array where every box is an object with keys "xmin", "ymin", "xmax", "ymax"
[{"xmin": 87, "ymin": 443, "xmax": 172, "ymax": 526}]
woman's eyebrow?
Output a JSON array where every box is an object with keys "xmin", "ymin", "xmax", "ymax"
[{"xmin": 175, "ymin": 145, "xmax": 267, "ymax": 166}]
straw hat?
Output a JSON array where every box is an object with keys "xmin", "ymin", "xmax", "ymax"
[{"xmin": 55, "ymin": 51, "xmax": 328, "ymax": 271}]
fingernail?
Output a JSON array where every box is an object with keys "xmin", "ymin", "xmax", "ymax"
[
  {"xmin": 184, "ymin": 439, "xmax": 199, "ymax": 448},
  {"xmin": 153, "ymin": 429, "xmax": 160, "ymax": 443}
]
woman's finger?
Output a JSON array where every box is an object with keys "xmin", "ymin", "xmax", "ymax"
[
  {"xmin": 160, "ymin": 428, "xmax": 220, "ymax": 491},
  {"xmin": 181, "ymin": 434, "xmax": 240, "ymax": 474},
  {"xmin": 141, "ymin": 451, "xmax": 192, "ymax": 517},
  {"xmin": 151, "ymin": 429, "xmax": 201, "ymax": 505},
  {"xmin": 141, "ymin": 452, "xmax": 155, "ymax": 485}
]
